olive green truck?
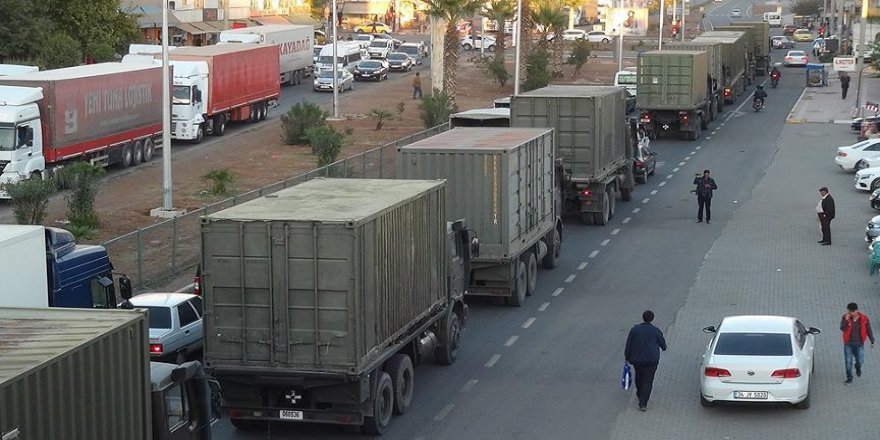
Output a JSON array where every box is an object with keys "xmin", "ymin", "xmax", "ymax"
[
  {"xmin": 201, "ymin": 178, "xmax": 474, "ymax": 435},
  {"xmin": 636, "ymin": 50, "xmax": 711, "ymax": 141}
]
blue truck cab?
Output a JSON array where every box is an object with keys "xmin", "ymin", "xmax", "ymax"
[{"xmin": 44, "ymin": 227, "xmax": 119, "ymax": 308}]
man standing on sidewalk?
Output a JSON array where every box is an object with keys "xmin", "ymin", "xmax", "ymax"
[
  {"xmin": 841, "ymin": 302, "xmax": 875, "ymax": 384},
  {"xmin": 624, "ymin": 310, "xmax": 667, "ymax": 411},
  {"xmin": 817, "ymin": 186, "xmax": 835, "ymax": 245},
  {"xmin": 840, "ymin": 72, "xmax": 851, "ymax": 100}
]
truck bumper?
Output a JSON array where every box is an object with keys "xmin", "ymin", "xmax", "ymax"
[
  {"xmin": 171, "ymin": 121, "xmax": 199, "ymax": 140},
  {"xmin": 229, "ymin": 407, "xmax": 364, "ymax": 426}
]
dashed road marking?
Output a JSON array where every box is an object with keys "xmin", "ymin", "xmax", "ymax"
[
  {"xmin": 485, "ymin": 354, "xmax": 501, "ymax": 368},
  {"xmin": 650, "ymin": 189, "xmax": 658, "ymax": 195},
  {"xmin": 600, "ymin": 239, "xmax": 610, "ymax": 246},
  {"xmin": 434, "ymin": 404, "xmax": 455, "ymax": 421},
  {"xmin": 706, "ymin": 136, "xmax": 712, "ymax": 139},
  {"xmin": 678, "ymin": 162, "xmax": 686, "ymax": 166},
  {"xmin": 684, "ymin": 156, "xmax": 691, "ymax": 161},
  {"xmin": 565, "ymin": 274, "xmax": 577, "ymax": 283},
  {"xmin": 633, "ymin": 208, "xmax": 641, "ymax": 213},
  {"xmin": 690, "ymin": 150, "xmax": 696, "ymax": 154},
  {"xmin": 538, "ymin": 302, "xmax": 550, "ymax": 312},
  {"xmin": 522, "ymin": 317, "xmax": 536, "ymax": 329},
  {"xmin": 623, "ymin": 217, "xmax": 632, "ymax": 224},
  {"xmin": 577, "ymin": 262, "xmax": 588, "ymax": 270},
  {"xmin": 666, "ymin": 174, "xmax": 674, "ymax": 179},
  {"xmin": 710, "ymin": 131, "xmax": 717, "ymax": 135},
  {"xmin": 460, "ymin": 379, "xmax": 479, "ymax": 392},
  {"xmin": 641, "ymin": 198, "xmax": 650, "ymax": 204},
  {"xmin": 720, "ymin": 122, "xmax": 725, "ymax": 126},
  {"xmin": 658, "ymin": 181, "xmax": 666, "ymax": 187},
  {"xmin": 504, "ymin": 336, "xmax": 519, "ymax": 347},
  {"xmin": 589, "ymin": 250, "xmax": 600, "ymax": 258},
  {"xmin": 611, "ymin": 228, "xmax": 620, "ymax": 235},
  {"xmin": 673, "ymin": 167, "xmax": 680, "ymax": 172},
  {"xmin": 696, "ymin": 146, "xmax": 702, "ymax": 150},
  {"xmin": 552, "ymin": 287, "xmax": 564, "ymax": 296}
]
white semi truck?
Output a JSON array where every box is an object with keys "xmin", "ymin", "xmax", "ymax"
[{"xmin": 219, "ymin": 24, "xmax": 314, "ymax": 86}]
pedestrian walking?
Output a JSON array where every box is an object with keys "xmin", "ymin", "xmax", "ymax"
[
  {"xmin": 817, "ymin": 186, "xmax": 835, "ymax": 245},
  {"xmin": 412, "ymin": 72, "xmax": 423, "ymax": 99},
  {"xmin": 812, "ymin": 40, "xmax": 821, "ymax": 57},
  {"xmin": 841, "ymin": 302, "xmax": 875, "ymax": 384},
  {"xmin": 840, "ymin": 72, "xmax": 850, "ymax": 100},
  {"xmin": 693, "ymin": 169, "xmax": 717, "ymax": 223},
  {"xmin": 624, "ymin": 310, "xmax": 667, "ymax": 411}
]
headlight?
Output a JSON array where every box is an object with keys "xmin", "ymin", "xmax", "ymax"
[{"xmin": 860, "ymin": 174, "xmax": 873, "ymax": 180}]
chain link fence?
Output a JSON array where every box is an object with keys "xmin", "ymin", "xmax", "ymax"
[{"xmin": 104, "ymin": 122, "xmax": 450, "ymax": 289}]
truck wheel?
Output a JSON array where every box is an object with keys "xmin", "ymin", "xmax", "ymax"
[
  {"xmin": 434, "ymin": 310, "xmax": 461, "ymax": 365},
  {"xmin": 260, "ymin": 102, "xmax": 268, "ymax": 121},
  {"xmin": 508, "ymin": 261, "xmax": 527, "ymax": 306},
  {"xmin": 387, "ymin": 354, "xmax": 414, "ymax": 415},
  {"xmin": 525, "ymin": 251, "xmax": 538, "ymax": 296},
  {"xmin": 142, "ymin": 139, "xmax": 155, "ymax": 162},
  {"xmin": 133, "ymin": 141, "xmax": 144, "ymax": 165},
  {"xmin": 607, "ymin": 186, "xmax": 616, "ymax": 219},
  {"xmin": 362, "ymin": 372, "xmax": 394, "ymax": 435},
  {"xmin": 191, "ymin": 125, "xmax": 204, "ymax": 144},
  {"xmin": 700, "ymin": 115, "xmax": 709, "ymax": 130},
  {"xmin": 542, "ymin": 228, "xmax": 560, "ymax": 269},
  {"xmin": 213, "ymin": 115, "xmax": 226, "ymax": 136},
  {"xmin": 593, "ymin": 195, "xmax": 610, "ymax": 225},
  {"xmin": 121, "ymin": 143, "xmax": 134, "ymax": 168},
  {"xmin": 620, "ymin": 187, "xmax": 632, "ymax": 201}
]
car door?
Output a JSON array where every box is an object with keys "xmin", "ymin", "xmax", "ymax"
[
  {"xmin": 795, "ymin": 320, "xmax": 814, "ymax": 375},
  {"xmin": 176, "ymin": 301, "xmax": 201, "ymax": 352},
  {"xmin": 187, "ymin": 297, "xmax": 205, "ymax": 350},
  {"xmin": 860, "ymin": 140, "xmax": 880, "ymax": 160}
]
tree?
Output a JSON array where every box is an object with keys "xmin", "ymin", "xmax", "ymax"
[
  {"xmin": 418, "ymin": 89, "xmax": 457, "ymax": 128},
  {"xmin": 483, "ymin": 0, "xmax": 516, "ymax": 60},
  {"xmin": 306, "ymin": 125, "xmax": 346, "ymax": 167},
  {"xmin": 54, "ymin": 162, "xmax": 105, "ymax": 237},
  {"xmin": 568, "ymin": 39, "xmax": 591, "ymax": 77},
  {"xmin": 871, "ymin": 42, "xmax": 880, "ymax": 72},
  {"xmin": 281, "ymin": 102, "xmax": 328, "ymax": 145},
  {"xmin": 40, "ymin": 0, "xmax": 140, "ymax": 63},
  {"xmin": 38, "ymin": 32, "xmax": 83, "ymax": 70},
  {"xmin": 3, "ymin": 178, "xmax": 55, "ymax": 225},
  {"xmin": 523, "ymin": 47, "xmax": 552, "ymax": 91},
  {"xmin": 423, "ymin": 0, "xmax": 484, "ymax": 102},
  {"xmin": 791, "ymin": 0, "xmax": 822, "ymax": 16},
  {"xmin": 529, "ymin": 1, "xmax": 567, "ymax": 78},
  {"xmin": 0, "ymin": 0, "xmax": 51, "ymax": 62},
  {"xmin": 368, "ymin": 109, "xmax": 393, "ymax": 130}
]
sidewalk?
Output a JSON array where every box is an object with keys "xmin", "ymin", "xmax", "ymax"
[{"xmin": 787, "ymin": 69, "xmax": 880, "ymax": 124}]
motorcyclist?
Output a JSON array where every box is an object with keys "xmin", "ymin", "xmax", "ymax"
[
  {"xmin": 770, "ymin": 66, "xmax": 781, "ymax": 80},
  {"xmin": 753, "ymin": 85, "xmax": 768, "ymax": 106}
]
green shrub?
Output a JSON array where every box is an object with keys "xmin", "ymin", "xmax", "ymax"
[
  {"xmin": 477, "ymin": 55, "xmax": 509, "ymax": 86},
  {"xmin": 523, "ymin": 47, "xmax": 552, "ymax": 92},
  {"xmin": 38, "ymin": 32, "xmax": 82, "ymax": 69},
  {"xmin": 418, "ymin": 90, "xmax": 457, "ymax": 129},
  {"xmin": 54, "ymin": 162, "xmax": 104, "ymax": 230},
  {"xmin": 202, "ymin": 168, "xmax": 236, "ymax": 196},
  {"xmin": 568, "ymin": 40, "xmax": 591, "ymax": 78},
  {"xmin": 306, "ymin": 125, "xmax": 345, "ymax": 167},
  {"xmin": 281, "ymin": 102, "xmax": 328, "ymax": 145},
  {"xmin": 368, "ymin": 108, "xmax": 393, "ymax": 130},
  {"xmin": 3, "ymin": 177, "xmax": 55, "ymax": 225},
  {"xmin": 396, "ymin": 102, "xmax": 406, "ymax": 120}
]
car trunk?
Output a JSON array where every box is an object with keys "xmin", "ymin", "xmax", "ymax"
[{"xmin": 710, "ymin": 355, "xmax": 793, "ymax": 384}]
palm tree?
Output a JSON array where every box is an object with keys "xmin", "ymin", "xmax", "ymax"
[
  {"xmin": 483, "ymin": 0, "xmax": 516, "ymax": 61},
  {"xmin": 529, "ymin": 0, "xmax": 567, "ymax": 75},
  {"xmin": 423, "ymin": 0, "xmax": 484, "ymax": 102}
]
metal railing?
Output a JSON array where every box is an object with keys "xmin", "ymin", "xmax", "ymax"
[{"xmin": 103, "ymin": 122, "xmax": 450, "ymax": 290}]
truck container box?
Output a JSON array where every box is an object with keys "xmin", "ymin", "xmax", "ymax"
[
  {"xmin": 692, "ymin": 31, "xmax": 748, "ymax": 79},
  {"xmin": 0, "ymin": 63, "xmax": 162, "ymax": 163},
  {"xmin": 662, "ymin": 41, "xmax": 723, "ymax": 86},
  {"xmin": 219, "ymin": 24, "xmax": 314, "ymax": 83},
  {"xmin": 636, "ymin": 50, "xmax": 709, "ymax": 110},
  {"xmin": 0, "ymin": 307, "xmax": 151, "ymax": 440},
  {"xmin": 397, "ymin": 127, "xmax": 555, "ymax": 262},
  {"xmin": 716, "ymin": 22, "xmax": 770, "ymax": 58},
  {"xmin": 201, "ymin": 178, "xmax": 448, "ymax": 375},
  {"xmin": 510, "ymin": 85, "xmax": 628, "ymax": 183},
  {"xmin": 168, "ymin": 44, "xmax": 280, "ymax": 115},
  {"xmin": 0, "ymin": 226, "xmax": 48, "ymax": 307}
]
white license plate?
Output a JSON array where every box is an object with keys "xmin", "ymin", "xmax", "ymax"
[
  {"xmin": 734, "ymin": 391, "xmax": 768, "ymax": 399},
  {"xmin": 280, "ymin": 410, "xmax": 304, "ymax": 420}
]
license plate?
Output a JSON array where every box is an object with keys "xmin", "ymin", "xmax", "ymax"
[
  {"xmin": 734, "ymin": 391, "xmax": 768, "ymax": 399},
  {"xmin": 280, "ymin": 410, "xmax": 304, "ymax": 420}
]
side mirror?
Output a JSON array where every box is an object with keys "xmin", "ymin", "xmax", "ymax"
[
  {"xmin": 119, "ymin": 275, "xmax": 133, "ymax": 300},
  {"xmin": 808, "ymin": 327, "xmax": 822, "ymax": 335},
  {"xmin": 702, "ymin": 325, "xmax": 716, "ymax": 333},
  {"xmin": 470, "ymin": 235, "xmax": 480, "ymax": 259}
]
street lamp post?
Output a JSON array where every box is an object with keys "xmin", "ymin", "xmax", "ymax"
[
  {"xmin": 854, "ymin": 0, "xmax": 869, "ymax": 118},
  {"xmin": 658, "ymin": 0, "xmax": 664, "ymax": 50},
  {"xmin": 617, "ymin": 0, "xmax": 624, "ymax": 72},
  {"xmin": 331, "ymin": 0, "xmax": 339, "ymax": 119},
  {"xmin": 680, "ymin": 0, "xmax": 685, "ymax": 41},
  {"xmin": 514, "ymin": 0, "xmax": 523, "ymax": 95},
  {"xmin": 160, "ymin": 0, "xmax": 173, "ymax": 211}
]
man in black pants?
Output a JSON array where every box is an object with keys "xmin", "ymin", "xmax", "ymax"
[
  {"xmin": 817, "ymin": 186, "xmax": 835, "ymax": 245},
  {"xmin": 693, "ymin": 169, "xmax": 718, "ymax": 223},
  {"xmin": 624, "ymin": 310, "xmax": 668, "ymax": 411}
]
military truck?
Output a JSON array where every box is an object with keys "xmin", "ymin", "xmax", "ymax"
[
  {"xmin": 397, "ymin": 127, "xmax": 562, "ymax": 307},
  {"xmin": 201, "ymin": 178, "xmax": 475, "ymax": 435},
  {"xmin": 663, "ymin": 41, "xmax": 725, "ymax": 120},
  {"xmin": 714, "ymin": 22, "xmax": 770, "ymax": 78},
  {"xmin": 510, "ymin": 85, "xmax": 634, "ymax": 225},
  {"xmin": 692, "ymin": 31, "xmax": 748, "ymax": 104},
  {"xmin": 637, "ymin": 50, "xmax": 710, "ymax": 141}
]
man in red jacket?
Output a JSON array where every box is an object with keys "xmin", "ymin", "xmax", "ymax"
[{"xmin": 841, "ymin": 302, "xmax": 875, "ymax": 384}]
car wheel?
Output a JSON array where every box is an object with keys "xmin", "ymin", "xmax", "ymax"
[
  {"xmin": 857, "ymin": 160, "xmax": 869, "ymax": 170},
  {"xmin": 463, "ymin": 43, "xmax": 473, "ymax": 51},
  {"xmin": 356, "ymin": 29, "xmax": 364, "ymax": 33},
  {"xmin": 602, "ymin": 38, "xmax": 610, "ymax": 44},
  {"xmin": 700, "ymin": 394, "xmax": 713, "ymax": 407},
  {"xmin": 872, "ymin": 179, "xmax": 880, "ymax": 191},
  {"xmin": 487, "ymin": 45, "xmax": 495, "ymax": 51}
]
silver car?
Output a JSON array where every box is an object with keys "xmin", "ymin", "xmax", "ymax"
[
  {"xmin": 127, "ymin": 293, "xmax": 204, "ymax": 364},
  {"xmin": 313, "ymin": 69, "xmax": 354, "ymax": 92}
]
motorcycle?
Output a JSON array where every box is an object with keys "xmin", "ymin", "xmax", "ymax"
[
  {"xmin": 752, "ymin": 98, "xmax": 764, "ymax": 112},
  {"xmin": 770, "ymin": 74, "xmax": 780, "ymax": 88}
]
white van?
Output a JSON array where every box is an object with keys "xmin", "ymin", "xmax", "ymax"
[
  {"xmin": 614, "ymin": 68, "xmax": 638, "ymax": 95},
  {"xmin": 763, "ymin": 12, "xmax": 782, "ymax": 28},
  {"xmin": 315, "ymin": 42, "xmax": 367, "ymax": 74}
]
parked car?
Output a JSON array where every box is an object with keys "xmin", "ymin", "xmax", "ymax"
[
  {"xmin": 700, "ymin": 315, "xmax": 820, "ymax": 409},
  {"xmin": 127, "ymin": 293, "xmax": 204, "ymax": 364},
  {"xmin": 371, "ymin": 33, "xmax": 402, "ymax": 48},
  {"xmin": 851, "ymin": 115, "xmax": 880, "ymax": 131},
  {"xmin": 313, "ymin": 69, "xmax": 354, "ymax": 92},
  {"xmin": 793, "ymin": 29, "xmax": 813, "ymax": 42},
  {"xmin": 386, "ymin": 52, "xmax": 414, "ymax": 71},
  {"xmin": 633, "ymin": 141, "xmax": 657, "ymax": 183},
  {"xmin": 783, "ymin": 24, "xmax": 798, "ymax": 35},
  {"xmin": 367, "ymin": 39, "xmax": 393, "ymax": 58},
  {"xmin": 784, "ymin": 50, "xmax": 809, "ymax": 66},
  {"xmin": 587, "ymin": 30, "xmax": 611, "ymax": 43},
  {"xmin": 354, "ymin": 22, "xmax": 391, "ymax": 33},
  {"xmin": 729, "ymin": 8, "xmax": 742, "ymax": 17},
  {"xmin": 561, "ymin": 29, "xmax": 587, "ymax": 41},
  {"xmin": 854, "ymin": 165, "xmax": 880, "ymax": 190},
  {"xmin": 352, "ymin": 33, "xmax": 373, "ymax": 49},
  {"xmin": 461, "ymin": 35, "xmax": 495, "ymax": 51},
  {"xmin": 770, "ymin": 36, "xmax": 795, "ymax": 49},
  {"xmin": 866, "ymin": 214, "xmax": 880, "ymax": 241},
  {"xmin": 398, "ymin": 42, "xmax": 425, "ymax": 64},
  {"xmin": 835, "ymin": 138, "xmax": 880, "ymax": 171},
  {"xmin": 353, "ymin": 59, "xmax": 389, "ymax": 81}
]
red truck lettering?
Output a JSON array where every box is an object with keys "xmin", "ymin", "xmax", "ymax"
[{"xmin": 279, "ymin": 37, "xmax": 312, "ymax": 55}]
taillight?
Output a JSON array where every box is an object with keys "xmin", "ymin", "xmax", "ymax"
[
  {"xmin": 678, "ymin": 111, "xmax": 689, "ymax": 122},
  {"xmin": 723, "ymin": 88, "xmax": 731, "ymax": 97},
  {"xmin": 640, "ymin": 112, "xmax": 651, "ymax": 123},
  {"xmin": 150, "ymin": 343, "xmax": 164, "ymax": 354},
  {"xmin": 580, "ymin": 188, "xmax": 592, "ymax": 197},
  {"xmin": 771, "ymin": 368, "xmax": 801, "ymax": 379},
  {"xmin": 838, "ymin": 151, "xmax": 848, "ymax": 157},
  {"xmin": 193, "ymin": 275, "xmax": 201, "ymax": 296},
  {"xmin": 634, "ymin": 161, "xmax": 645, "ymax": 168},
  {"xmin": 786, "ymin": 57, "xmax": 793, "ymax": 61},
  {"xmin": 704, "ymin": 367, "xmax": 731, "ymax": 377}
]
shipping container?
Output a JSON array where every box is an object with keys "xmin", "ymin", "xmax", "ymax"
[
  {"xmin": 0, "ymin": 308, "xmax": 151, "ymax": 440},
  {"xmin": 219, "ymin": 24, "xmax": 315, "ymax": 86},
  {"xmin": 714, "ymin": 23, "xmax": 770, "ymax": 76},
  {"xmin": 662, "ymin": 42, "xmax": 723, "ymax": 89},
  {"xmin": 0, "ymin": 226, "xmax": 48, "ymax": 307},
  {"xmin": 692, "ymin": 31, "xmax": 748, "ymax": 82},
  {"xmin": 637, "ymin": 50, "xmax": 709, "ymax": 110}
]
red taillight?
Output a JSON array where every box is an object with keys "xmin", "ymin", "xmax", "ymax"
[
  {"xmin": 771, "ymin": 368, "xmax": 801, "ymax": 379},
  {"xmin": 704, "ymin": 367, "xmax": 731, "ymax": 377},
  {"xmin": 678, "ymin": 111, "xmax": 689, "ymax": 122},
  {"xmin": 838, "ymin": 151, "xmax": 848, "ymax": 157},
  {"xmin": 581, "ymin": 188, "xmax": 592, "ymax": 197},
  {"xmin": 193, "ymin": 275, "xmax": 201, "ymax": 296},
  {"xmin": 723, "ymin": 88, "xmax": 732, "ymax": 97},
  {"xmin": 640, "ymin": 112, "xmax": 651, "ymax": 123},
  {"xmin": 634, "ymin": 161, "xmax": 645, "ymax": 169},
  {"xmin": 785, "ymin": 57, "xmax": 793, "ymax": 61},
  {"xmin": 150, "ymin": 343, "xmax": 164, "ymax": 354}
]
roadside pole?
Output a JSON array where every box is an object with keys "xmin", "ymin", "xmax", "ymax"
[
  {"xmin": 854, "ymin": 0, "xmax": 868, "ymax": 118},
  {"xmin": 617, "ymin": 0, "xmax": 624, "ymax": 72},
  {"xmin": 332, "ymin": 0, "xmax": 339, "ymax": 119},
  {"xmin": 514, "ymin": 0, "xmax": 523, "ymax": 95},
  {"xmin": 681, "ymin": 0, "xmax": 685, "ymax": 41},
  {"xmin": 659, "ymin": 0, "xmax": 664, "ymax": 50}
]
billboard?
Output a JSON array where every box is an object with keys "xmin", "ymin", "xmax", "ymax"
[{"xmin": 608, "ymin": 8, "xmax": 649, "ymax": 36}]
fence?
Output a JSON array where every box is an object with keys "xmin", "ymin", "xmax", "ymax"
[{"xmin": 103, "ymin": 122, "xmax": 451, "ymax": 290}]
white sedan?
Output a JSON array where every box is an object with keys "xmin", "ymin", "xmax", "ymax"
[
  {"xmin": 461, "ymin": 35, "xmax": 495, "ymax": 51},
  {"xmin": 560, "ymin": 29, "xmax": 587, "ymax": 41},
  {"xmin": 700, "ymin": 315, "xmax": 820, "ymax": 409},
  {"xmin": 854, "ymin": 165, "xmax": 880, "ymax": 191},
  {"xmin": 784, "ymin": 50, "xmax": 809, "ymax": 67},
  {"xmin": 587, "ymin": 30, "xmax": 611, "ymax": 43},
  {"xmin": 835, "ymin": 138, "xmax": 880, "ymax": 171}
]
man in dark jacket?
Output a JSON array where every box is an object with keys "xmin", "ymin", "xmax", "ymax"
[
  {"xmin": 624, "ymin": 310, "xmax": 668, "ymax": 411},
  {"xmin": 693, "ymin": 169, "xmax": 718, "ymax": 223},
  {"xmin": 841, "ymin": 302, "xmax": 874, "ymax": 384},
  {"xmin": 817, "ymin": 186, "xmax": 835, "ymax": 245}
]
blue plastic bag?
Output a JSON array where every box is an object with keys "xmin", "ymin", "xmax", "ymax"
[{"xmin": 621, "ymin": 362, "xmax": 633, "ymax": 391}]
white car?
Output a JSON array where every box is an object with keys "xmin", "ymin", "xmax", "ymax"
[
  {"xmin": 587, "ymin": 30, "xmax": 611, "ymax": 43},
  {"xmin": 367, "ymin": 39, "xmax": 393, "ymax": 58},
  {"xmin": 700, "ymin": 315, "xmax": 820, "ymax": 409},
  {"xmin": 835, "ymin": 138, "xmax": 880, "ymax": 171},
  {"xmin": 461, "ymin": 35, "xmax": 496, "ymax": 51},
  {"xmin": 561, "ymin": 29, "xmax": 587, "ymax": 41},
  {"xmin": 784, "ymin": 50, "xmax": 809, "ymax": 67},
  {"xmin": 854, "ymin": 165, "xmax": 880, "ymax": 191},
  {"xmin": 353, "ymin": 33, "xmax": 373, "ymax": 49},
  {"xmin": 126, "ymin": 293, "xmax": 204, "ymax": 364},
  {"xmin": 730, "ymin": 8, "xmax": 742, "ymax": 17}
]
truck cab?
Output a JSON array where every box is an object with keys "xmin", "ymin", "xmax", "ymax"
[
  {"xmin": 168, "ymin": 61, "xmax": 209, "ymax": 142},
  {"xmin": 44, "ymin": 227, "xmax": 119, "ymax": 308},
  {"xmin": 149, "ymin": 361, "xmax": 217, "ymax": 440},
  {"xmin": 0, "ymin": 85, "xmax": 46, "ymax": 195}
]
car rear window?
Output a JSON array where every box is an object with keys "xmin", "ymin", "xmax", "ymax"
[
  {"xmin": 146, "ymin": 306, "xmax": 172, "ymax": 329},
  {"xmin": 714, "ymin": 333, "xmax": 793, "ymax": 356}
]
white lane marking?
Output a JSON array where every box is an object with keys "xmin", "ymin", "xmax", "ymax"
[
  {"xmin": 641, "ymin": 198, "xmax": 650, "ymax": 204},
  {"xmin": 696, "ymin": 146, "xmax": 702, "ymax": 150},
  {"xmin": 504, "ymin": 336, "xmax": 519, "ymax": 347},
  {"xmin": 658, "ymin": 181, "xmax": 666, "ymax": 187},
  {"xmin": 706, "ymin": 136, "xmax": 712, "ymax": 139},
  {"xmin": 623, "ymin": 217, "xmax": 632, "ymax": 224},
  {"xmin": 434, "ymin": 404, "xmax": 455, "ymax": 421},
  {"xmin": 684, "ymin": 156, "xmax": 691, "ymax": 161},
  {"xmin": 633, "ymin": 208, "xmax": 641, "ymax": 213},
  {"xmin": 710, "ymin": 131, "xmax": 717, "ymax": 135},
  {"xmin": 589, "ymin": 250, "xmax": 600, "ymax": 258},
  {"xmin": 650, "ymin": 189, "xmax": 658, "ymax": 195},
  {"xmin": 460, "ymin": 379, "xmax": 479, "ymax": 392},
  {"xmin": 565, "ymin": 274, "xmax": 576, "ymax": 283},
  {"xmin": 666, "ymin": 174, "xmax": 674, "ymax": 179},
  {"xmin": 690, "ymin": 150, "xmax": 696, "ymax": 155},
  {"xmin": 611, "ymin": 228, "xmax": 620, "ymax": 235},
  {"xmin": 538, "ymin": 302, "xmax": 550, "ymax": 312},
  {"xmin": 720, "ymin": 122, "xmax": 725, "ymax": 126},
  {"xmin": 678, "ymin": 161, "xmax": 686, "ymax": 166},
  {"xmin": 522, "ymin": 317, "xmax": 537, "ymax": 329},
  {"xmin": 577, "ymin": 262, "xmax": 588, "ymax": 270},
  {"xmin": 673, "ymin": 167, "xmax": 680, "ymax": 172},
  {"xmin": 600, "ymin": 239, "xmax": 610, "ymax": 246},
  {"xmin": 485, "ymin": 354, "xmax": 501, "ymax": 368},
  {"xmin": 552, "ymin": 287, "xmax": 564, "ymax": 296}
]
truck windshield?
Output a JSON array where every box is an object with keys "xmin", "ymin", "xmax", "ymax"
[
  {"xmin": 172, "ymin": 86, "xmax": 192, "ymax": 105},
  {"xmin": 318, "ymin": 55, "xmax": 344, "ymax": 64},
  {"xmin": 0, "ymin": 125, "xmax": 15, "ymax": 151},
  {"xmin": 615, "ymin": 74, "xmax": 637, "ymax": 85}
]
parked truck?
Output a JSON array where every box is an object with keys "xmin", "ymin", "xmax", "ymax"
[
  {"xmin": 663, "ymin": 41, "xmax": 724, "ymax": 118},
  {"xmin": 0, "ymin": 63, "xmax": 163, "ymax": 192},
  {"xmin": 637, "ymin": 50, "xmax": 711, "ymax": 141},
  {"xmin": 715, "ymin": 22, "xmax": 770, "ymax": 78},
  {"xmin": 692, "ymin": 31, "xmax": 748, "ymax": 104},
  {"xmin": 0, "ymin": 64, "xmax": 38, "ymax": 76},
  {"xmin": 397, "ymin": 127, "xmax": 562, "ymax": 306},
  {"xmin": 201, "ymin": 178, "xmax": 475, "ymax": 435},
  {"xmin": 0, "ymin": 307, "xmax": 215, "ymax": 440},
  {"xmin": 165, "ymin": 44, "xmax": 280, "ymax": 143},
  {"xmin": 510, "ymin": 86, "xmax": 635, "ymax": 225},
  {"xmin": 219, "ymin": 24, "xmax": 314, "ymax": 86},
  {"xmin": 0, "ymin": 225, "xmax": 124, "ymax": 309}
]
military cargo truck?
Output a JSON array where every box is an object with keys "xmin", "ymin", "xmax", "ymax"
[
  {"xmin": 637, "ymin": 50, "xmax": 710, "ymax": 141},
  {"xmin": 692, "ymin": 31, "xmax": 748, "ymax": 104},
  {"xmin": 663, "ymin": 41, "xmax": 725, "ymax": 120}
]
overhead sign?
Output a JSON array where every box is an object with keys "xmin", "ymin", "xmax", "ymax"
[{"xmin": 833, "ymin": 57, "xmax": 857, "ymax": 72}]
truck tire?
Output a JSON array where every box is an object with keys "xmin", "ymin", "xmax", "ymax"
[
  {"xmin": 386, "ymin": 354, "xmax": 414, "ymax": 415},
  {"xmin": 133, "ymin": 141, "xmax": 144, "ymax": 165},
  {"xmin": 508, "ymin": 260, "xmax": 527, "ymax": 306},
  {"xmin": 607, "ymin": 185, "xmax": 616, "ymax": 219},
  {"xmin": 542, "ymin": 228, "xmax": 560, "ymax": 269},
  {"xmin": 191, "ymin": 125, "xmax": 204, "ymax": 144},
  {"xmin": 260, "ymin": 102, "xmax": 268, "ymax": 121},
  {"xmin": 435, "ymin": 310, "xmax": 461, "ymax": 365},
  {"xmin": 213, "ymin": 115, "xmax": 226, "ymax": 136},
  {"xmin": 362, "ymin": 373, "xmax": 394, "ymax": 435},
  {"xmin": 142, "ymin": 138, "xmax": 155, "ymax": 162},
  {"xmin": 525, "ymin": 251, "xmax": 538, "ymax": 296},
  {"xmin": 121, "ymin": 143, "xmax": 134, "ymax": 168},
  {"xmin": 593, "ymin": 195, "xmax": 610, "ymax": 225}
]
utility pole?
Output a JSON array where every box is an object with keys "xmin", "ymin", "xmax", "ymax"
[
  {"xmin": 430, "ymin": 17, "xmax": 444, "ymax": 93},
  {"xmin": 332, "ymin": 0, "xmax": 339, "ymax": 118},
  {"xmin": 659, "ymin": 0, "xmax": 664, "ymax": 50},
  {"xmin": 854, "ymin": 0, "xmax": 869, "ymax": 118},
  {"xmin": 680, "ymin": 0, "xmax": 685, "ymax": 41},
  {"xmin": 514, "ymin": 0, "xmax": 523, "ymax": 95},
  {"xmin": 617, "ymin": 0, "xmax": 624, "ymax": 72},
  {"xmin": 223, "ymin": 0, "xmax": 229, "ymax": 30},
  {"xmin": 151, "ymin": 0, "xmax": 183, "ymax": 218}
]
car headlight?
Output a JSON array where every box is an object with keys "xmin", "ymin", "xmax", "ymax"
[{"xmin": 860, "ymin": 174, "xmax": 873, "ymax": 180}]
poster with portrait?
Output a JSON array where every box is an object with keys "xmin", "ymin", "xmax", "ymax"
[{"xmin": 609, "ymin": 8, "xmax": 649, "ymax": 36}]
